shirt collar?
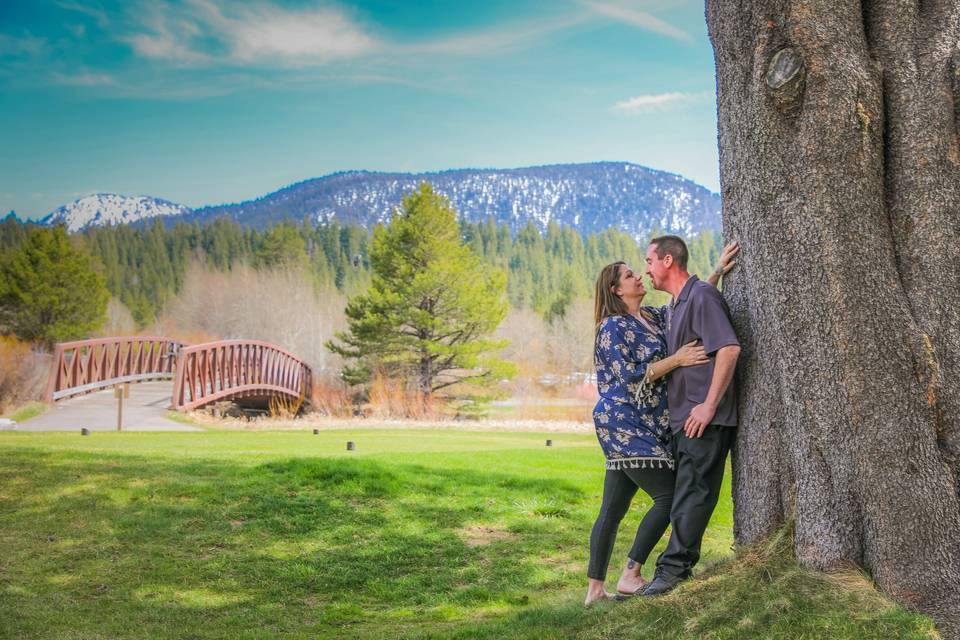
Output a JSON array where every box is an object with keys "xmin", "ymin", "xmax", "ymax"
[{"xmin": 672, "ymin": 275, "xmax": 698, "ymax": 307}]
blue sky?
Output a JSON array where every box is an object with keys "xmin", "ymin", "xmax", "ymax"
[{"xmin": 0, "ymin": 0, "xmax": 719, "ymax": 220}]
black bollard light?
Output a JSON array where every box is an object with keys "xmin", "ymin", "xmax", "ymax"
[
  {"xmin": 346, "ymin": 441, "xmax": 355, "ymax": 451},
  {"xmin": 545, "ymin": 439, "xmax": 553, "ymax": 447},
  {"xmin": 80, "ymin": 428, "xmax": 90, "ymax": 436}
]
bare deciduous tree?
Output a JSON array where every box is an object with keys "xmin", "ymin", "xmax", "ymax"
[
  {"xmin": 162, "ymin": 261, "xmax": 346, "ymax": 379},
  {"xmin": 97, "ymin": 297, "xmax": 136, "ymax": 337}
]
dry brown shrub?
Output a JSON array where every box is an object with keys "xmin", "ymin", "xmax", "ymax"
[
  {"xmin": 365, "ymin": 371, "xmax": 444, "ymax": 420},
  {"xmin": 311, "ymin": 379, "xmax": 353, "ymax": 418},
  {"xmin": 268, "ymin": 389, "xmax": 305, "ymax": 419},
  {"xmin": 0, "ymin": 337, "xmax": 50, "ymax": 412}
]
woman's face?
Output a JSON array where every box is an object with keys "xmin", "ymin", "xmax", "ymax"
[{"xmin": 614, "ymin": 263, "xmax": 645, "ymax": 300}]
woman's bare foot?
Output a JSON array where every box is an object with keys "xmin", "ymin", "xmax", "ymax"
[
  {"xmin": 585, "ymin": 578, "xmax": 613, "ymax": 605},
  {"xmin": 584, "ymin": 590, "xmax": 613, "ymax": 605}
]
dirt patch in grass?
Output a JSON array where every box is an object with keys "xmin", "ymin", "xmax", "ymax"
[{"xmin": 458, "ymin": 524, "xmax": 518, "ymax": 547}]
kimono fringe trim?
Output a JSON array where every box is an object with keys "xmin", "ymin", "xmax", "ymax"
[{"xmin": 605, "ymin": 457, "xmax": 674, "ymax": 471}]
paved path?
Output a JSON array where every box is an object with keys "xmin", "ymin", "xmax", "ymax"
[{"xmin": 13, "ymin": 381, "xmax": 202, "ymax": 432}]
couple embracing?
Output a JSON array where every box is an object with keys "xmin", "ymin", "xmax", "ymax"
[{"xmin": 585, "ymin": 235, "xmax": 741, "ymax": 604}]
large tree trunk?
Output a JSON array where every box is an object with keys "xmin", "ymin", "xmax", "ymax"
[{"xmin": 707, "ymin": 0, "xmax": 960, "ymax": 634}]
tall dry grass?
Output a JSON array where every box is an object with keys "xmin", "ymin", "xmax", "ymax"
[
  {"xmin": 364, "ymin": 372, "xmax": 444, "ymax": 420},
  {"xmin": 311, "ymin": 380, "xmax": 353, "ymax": 418},
  {"xmin": 0, "ymin": 337, "xmax": 50, "ymax": 413}
]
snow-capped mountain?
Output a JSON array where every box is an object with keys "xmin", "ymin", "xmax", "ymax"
[
  {"xmin": 191, "ymin": 162, "xmax": 720, "ymax": 240},
  {"xmin": 43, "ymin": 163, "xmax": 721, "ymax": 239},
  {"xmin": 41, "ymin": 194, "xmax": 191, "ymax": 232}
]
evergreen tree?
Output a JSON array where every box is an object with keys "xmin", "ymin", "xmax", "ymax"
[
  {"xmin": 0, "ymin": 226, "xmax": 108, "ymax": 348},
  {"xmin": 327, "ymin": 183, "xmax": 515, "ymax": 394},
  {"xmin": 70, "ymin": 209, "xmax": 721, "ymax": 329},
  {"xmin": 254, "ymin": 224, "xmax": 308, "ymax": 269},
  {"xmin": 543, "ymin": 268, "xmax": 577, "ymax": 324},
  {"xmin": 0, "ymin": 213, "xmax": 33, "ymax": 251}
]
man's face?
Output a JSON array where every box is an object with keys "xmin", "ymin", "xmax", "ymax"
[{"xmin": 645, "ymin": 244, "xmax": 670, "ymax": 291}]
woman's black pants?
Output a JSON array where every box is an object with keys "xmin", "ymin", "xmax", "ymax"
[{"xmin": 587, "ymin": 466, "xmax": 675, "ymax": 580}]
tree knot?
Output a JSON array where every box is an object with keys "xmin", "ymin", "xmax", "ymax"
[{"xmin": 766, "ymin": 48, "xmax": 806, "ymax": 112}]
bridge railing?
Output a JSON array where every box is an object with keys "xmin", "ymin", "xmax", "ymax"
[
  {"xmin": 44, "ymin": 336, "xmax": 184, "ymax": 402},
  {"xmin": 171, "ymin": 340, "xmax": 312, "ymax": 411}
]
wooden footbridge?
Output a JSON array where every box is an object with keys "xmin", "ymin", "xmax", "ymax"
[{"xmin": 43, "ymin": 336, "xmax": 312, "ymax": 412}]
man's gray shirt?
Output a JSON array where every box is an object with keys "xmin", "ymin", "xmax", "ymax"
[{"xmin": 666, "ymin": 276, "xmax": 740, "ymax": 433}]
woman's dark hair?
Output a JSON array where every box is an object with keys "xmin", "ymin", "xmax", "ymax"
[{"xmin": 594, "ymin": 261, "xmax": 651, "ymax": 331}]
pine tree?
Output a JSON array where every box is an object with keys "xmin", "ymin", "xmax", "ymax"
[
  {"xmin": 327, "ymin": 183, "xmax": 514, "ymax": 394},
  {"xmin": 0, "ymin": 226, "xmax": 108, "ymax": 348},
  {"xmin": 254, "ymin": 224, "xmax": 308, "ymax": 269},
  {"xmin": 0, "ymin": 213, "xmax": 32, "ymax": 251}
]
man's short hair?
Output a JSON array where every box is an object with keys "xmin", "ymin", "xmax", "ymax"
[{"xmin": 650, "ymin": 235, "xmax": 689, "ymax": 271}]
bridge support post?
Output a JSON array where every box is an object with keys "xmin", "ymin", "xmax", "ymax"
[{"xmin": 114, "ymin": 383, "xmax": 129, "ymax": 431}]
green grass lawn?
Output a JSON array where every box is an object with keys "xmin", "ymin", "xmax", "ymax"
[
  {"xmin": 1, "ymin": 401, "xmax": 48, "ymax": 423},
  {"xmin": 0, "ymin": 429, "xmax": 937, "ymax": 639}
]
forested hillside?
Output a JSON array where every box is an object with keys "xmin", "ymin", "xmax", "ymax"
[{"xmin": 1, "ymin": 212, "xmax": 723, "ymax": 328}]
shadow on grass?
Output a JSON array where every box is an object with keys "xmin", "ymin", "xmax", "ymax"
[
  {"xmin": 1, "ymin": 450, "xmax": 934, "ymax": 639},
  {"xmin": 0, "ymin": 448, "xmax": 591, "ymax": 639}
]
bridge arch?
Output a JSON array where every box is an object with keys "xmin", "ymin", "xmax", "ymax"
[
  {"xmin": 170, "ymin": 340, "xmax": 312, "ymax": 412},
  {"xmin": 43, "ymin": 336, "xmax": 183, "ymax": 403},
  {"xmin": 45, "ymin": 336, "xmax": 313, "ymax": 413}
]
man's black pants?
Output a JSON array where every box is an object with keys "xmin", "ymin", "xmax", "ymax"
[{"xmin": 655, "ymin": 424, "xmax": 735, "ymax": 577}]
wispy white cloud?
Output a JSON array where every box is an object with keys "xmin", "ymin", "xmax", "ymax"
[
  {"xmin": 52, "ymin": 71, "xmax": 114, "ymax": 86},
  {"xmin": 399, "ymin": 13, "xmax": 588, "ymax": 56},
  {"xmin": 56, "ymin": 0, "xmax": 110, "ymax": 28},
  {"xmin": 199, "ymin": 0, "xmax": 379, "ymax": 64},
  {"xmin": 581, "ymin": 0, "xmax": 692, "ymax": 42},
  {"xmin": 121, "ymin": 0, "xmax": 379, "ymax": 67},
  {"xmin": 66, "ymin": 23, "xmax": 88, "ymax": 38},
  {"xmin": 613, "ymin": 91, "xmax": 703, "ymax": 113},
  {"xmin": 0, "ymin": 33, "xmax": 46, "ymax": 58},
  {"xmin": 119, "ymin": 1, "xmax": 590, "ymax": 68},
  {"xmin": 121, "ymin": 3, "xmax": 216, "ymax": 66},
  {"xmin": 24, "ymin": 0, "xmax": 696, "ymax": 98}
]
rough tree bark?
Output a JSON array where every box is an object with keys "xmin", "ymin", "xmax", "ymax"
[{"xmin": 706, "ymin": 0, "xmax": 960, "ymax": 634}]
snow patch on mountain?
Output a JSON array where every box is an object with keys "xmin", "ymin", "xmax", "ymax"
[
  {"xmin": 42, "ymin": 194, "xmax": 191, "ymax": 232},
  {"xmin": 193, "ymin": 162, "xmax": 722, "ymax": 240},
  {"xmin": 40, "ymin": 163, "xmax": 722, "ymax": 240}
]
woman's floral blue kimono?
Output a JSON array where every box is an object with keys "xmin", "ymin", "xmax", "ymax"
[{"xmin": 593, "ymin": 309, "xmax": 673, "ymax": 470}]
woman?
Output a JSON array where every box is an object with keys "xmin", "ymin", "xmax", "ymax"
[{"xmin": 585, "ymin": 246, "xmax": 737, "ymax": 604}]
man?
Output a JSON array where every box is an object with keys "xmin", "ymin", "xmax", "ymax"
[{"xmin": 642, "ymin": 235, "xmax": 741, "ymax": 596}]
